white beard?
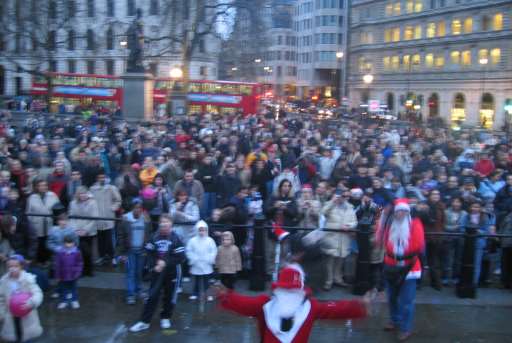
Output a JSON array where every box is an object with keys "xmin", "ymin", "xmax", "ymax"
[
  {"xmin": 273, "ymin": 289, "xmax": 306, "ymax": 318},
  {"xmin": 389, "ymin": 216, "xmax": 411, "ymax": 253}
]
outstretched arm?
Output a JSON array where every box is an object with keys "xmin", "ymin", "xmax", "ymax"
[
  {"xmin": 313, "ymin": 298, "xmax": 367, "ymax": 320},
  {"xmin": 218, "ymin": 290, "xmax": 269, "ymax": 317}
]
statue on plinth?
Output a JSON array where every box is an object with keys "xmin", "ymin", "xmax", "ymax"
[{"xmin": 126, "ymin": 8, "xmax": 145, "ymax": 73}]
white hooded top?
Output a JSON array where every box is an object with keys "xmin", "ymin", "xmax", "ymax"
[{"xmin": 185, "ymin": 220, "xmax": 218, "ymax": 275}]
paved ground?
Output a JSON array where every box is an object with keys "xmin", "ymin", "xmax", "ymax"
[{"xmin": 30, "ymin": 270, "xmax": 512, "ymax": 343}]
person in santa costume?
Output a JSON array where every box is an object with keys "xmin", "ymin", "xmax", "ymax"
[
  {"xmin": 378, "ymin": 198, "xmax": 425, "ymax": 341},
  {"xmin": 216, "ymin": 264, "xmax": 369, "ymax": 343}
]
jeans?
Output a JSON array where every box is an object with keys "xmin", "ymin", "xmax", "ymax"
[
  {"xmin": 441, "ymin": 238, "xmax": 462, "ymax": 282},
  {"xmin": 59, "ymin": 280, "xmax": 78, "ymax": 302},
  {"xmin": 386, "ymin": 279, "xmax": 417, "ymax": 333},
  {"xmin": 192, "ymin": 274, "xmax": 210, "ymax": 296},
  {"xmin": 126, "ymin": 250, "xmax": 145, "ymax": 298},
  {"xmin": 474, "ymin": 247, "xmax": 485, "ymax": 285},
  {"xmin": 201, "ymin": 192, "xmax": 217, "ymax": 219},
  {"xmin": 98, "ymin": 229, "xmax": 114, "ymax": 259}
]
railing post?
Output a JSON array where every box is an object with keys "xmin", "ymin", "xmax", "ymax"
[
  {"xmin": 249, "ymin": 215, "xmax": 266, "ymax": 291},
  {"xmin": 456, "ymin": 224, "xmax": 478, "ymax": 299},
  {"xmin": 353, "ymin": 219, "xmax": 372, "ymax": 295}
]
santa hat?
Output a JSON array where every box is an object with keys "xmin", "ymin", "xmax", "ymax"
[
  {"xmin": 394, "ymin": 198, "xmax": 410, "ymax": 212},
  {"xmin": 271, "ymin": 266, "xmax": 305, "ymax": 290},
  {"xmin": 302, "ymin": 184, "xmax": 313, "ymax": 190},
  {"xmin": 273, "ymin": 223, "xmax": 290, "ymax": 241},
  {"xmin": 350, "ymin": 188, "xmax": 364, "ymax": 198}
]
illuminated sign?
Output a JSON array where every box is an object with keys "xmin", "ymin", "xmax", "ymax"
[
  {"xmin": 53, "ymin": 86, "xmax": 115, "ymax": 97},
  {"xmin": 187, "ymin": 94, "xmax": 242, "ymax": 104}
]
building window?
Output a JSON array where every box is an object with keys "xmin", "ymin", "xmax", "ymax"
[
  {"xmin": 393, "ymin": 2, "xmax": 401, "ymax": 15},
  {"xmin": 463, "ymin": 18, "xmax": 473, "ymax": 34},
  {"xmin": 451, "ymin": 20, "xmax": 461, "ymax": 35},
  {"xmin": 87, "ymin": 0, "xmax": 95, "ymax": 17},
  {"xmin": 404, "ymin": 26, "xmax": 414, "ymax": 40},
  {"xmin": 49, "ymin": 1, "xmax": 57, "ymax": 19},
  {"xmin": 49, "ymin": 60, "xmax": 57, "ymax": 72},
  {"xmin": 87, "ymin": 60, "xmax": 95, "ymax": 74},
  {"xmin": 414, "ymin": 25, "xmax": 422, "ymax": 39},
  {"xmin": 68, "ymin": 60, "xmax": 76, "ymax": 73},
  {"xmin": 435, "ymin": 55, "xmax": 444, "ymax": 67},
  {"xmin": 106, "ymin": 60, "xmax": 114, "ymax": 75},
  {"xmin": 425, "ymin": 53, "xmax": 434, "ymax": 67},
  {"xmin": 67, "ymin": 0, "xmax": 76, "ymax": 17},
  {"xmin": 403, "ymin": 55, "xmax": 411, "ymax": 69},
  {"xmin": 493, "ymin": 13, "xmax": 503, "ymax": 30},
  {"xmin": 200, "ymin": 66, "xmax": 207, "ymax": 77},
  {"xmin": 411, "ymin": 54, "xmax": 421, "ymax": 68},
  {"xmin": 67, "ymin": 30, "xmax": 75, "ymax": 50},
  {"xmin": 385, "ymin": 3, "xmax": 393, "ymax": 16},
  {"xmin": 451, "ymin": 51, "xmax": 460, "ymax": 65},
  {"xmin": 150, "ymin": 0, "xmax": 159, "ymax": 15},
  {"xmin": 48, "ymin": 31, "xmax": 56, "ymax": 50},
  {"xmin": 149, "ymin": 62, "xmax": 157, "ymax": 76},
  {"xmin": 392, "ymin": 27, "xmax": 400, "ymax": 41},
  {"xmin": 127, "ymin": 0, "xmax": 136, "ymax": 16},
  {"xmin": 277, "ymin": 66, "xmax": 282, "ymax": 77},
  {"xmin": 427, "ymin": 22, "xmax": 436, "ymax": 38},
  {"xmin": 106, "ymin": 27, "xmax": 114, "ymax": 50},
  {"xmin": 481, "ymin": 16, "xmax": 490, "ymax": 31},
  {"xmin": 383, "ymin": 56, "xmax": 390, "ymax": 70},
  {"xmin": 199, "ymin": 39, "xmax": 205, "ymax": 53},
  {"xmin": 438, "ymin": 21, "xmax": 446, "ymax": 36},
  {"xmin": 462, "ymin": 50, "xmax": 471, "ymax": 66},
  {"xmin": 478, "ymin": 49, "xmax": 488, "ymax": 62},
  {"xmin": 384, "ymin": 29, "xmax": 392, "ymax": 42},
  {"xmin": 391, "ymin": 56, "xmax": 400, "ymax": 70},
  {"xmin": 107, "ymin": 0, "xmax": 115, "ymax": 17},
  {"xmin": 490, "ymin": 48, "xmax": 501, "ymax": 64},
  {"xmin": 87, "ymin": 29, "xmax": 95, "ymax": 50},
  {"xmin": 406, "ymin": 0, "xmax": 414, "ymax": 13},
  {"xmin": 414, "ymin": 0, "xmax": 422, "ymax": 12}
]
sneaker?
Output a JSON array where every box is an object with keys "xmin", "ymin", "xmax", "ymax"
[
  {"xmin": 126, "ymin": 296, "xmax": 136, "ymax": 305},
  {"xmin": 207, "ymin": 296, "xmax": 214, "ymax": 302},
  {"xmin": 66, "ymin": 293, "xmax": 73, "ymax": 300},
  {"xmin": 112, "ymin": 257, "xmax": 118, "ymax": 266},
  {"xmin": 51, "ymin": 292, "xmax": 59, "ymax": 299},
  {"xmin": 129, "ymin": 321, "xmax": 150, "ymax": 333},
  {"xmin": 182, "ymin": 277, "xmax": 191, "ymax": 282},
  {"xmin": 177, "ymin": 287, "xmax": 183, "ymax": 294},
  {"xmin": 94, "ymin": 257, "xmax": 105, "ymax": 266},
  {"xmin": 71, "ymin": 301, "xmax": 80, "ymax": 309},
  {"xmin": 189, "ymin": 295, "xmax": 198, "ymax": 300},
  {"xmin": 57, "ymin": 302, "xmax": 68, "ymax": 310},
  {"xmin": 160, "ymin": 319, "xmax": 171, "ymax": 329}
]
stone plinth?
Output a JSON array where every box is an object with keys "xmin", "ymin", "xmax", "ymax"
[{"xmin": 121, "ymin": 73, "xmax": 154, "ymax": 122}]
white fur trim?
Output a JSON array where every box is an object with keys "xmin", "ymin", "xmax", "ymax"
[
  {"xmin": 263, "ymin": 299, "xmax": 311, "ymax": 343},
  {"xmin": 405, "ymin": 270, "xmax": 421, "ymax": 280},
  {"xmin": 394, "ymin": 203, "xmax": 410, "ymax": 212}
]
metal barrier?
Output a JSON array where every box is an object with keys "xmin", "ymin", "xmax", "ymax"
[{"xmin": 21, "ymin": 212, "xmax": 512, "ymax": 298}]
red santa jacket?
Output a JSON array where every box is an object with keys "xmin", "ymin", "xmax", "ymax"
[
  {"xmin": 219, "ymin": 291, "xmax": 366, "ymax": 343},
  {"xmin": 382, "ymin": 217, "xmax": 425, "ymax": 279}
]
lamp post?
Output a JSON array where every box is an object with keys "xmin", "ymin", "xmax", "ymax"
[
  {"xmin": 363, "ymin": 73, "xmax": 373, "ymax": 104},
  {"xmin": 479, "ymin": 57, "xmax": 489, "ymax": 128},
  {"xmin": 169, "ymin": 66, "xmax": 185, "ymax": 116},
  {"xmin": 336, "ymin": 51, "xmax": 344, "ymax": 105}
]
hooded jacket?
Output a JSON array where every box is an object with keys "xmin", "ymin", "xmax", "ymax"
[
  {"xmin": 68, "ymin": 195, "xmax": 100, "ymax": 236},
  {"xmin": 185, "ymin": 221, "xmax": 218, "ymax": 275},
  {"xmin": 215, "ymin": 231, "xmax": 242, "ymax": 274}
]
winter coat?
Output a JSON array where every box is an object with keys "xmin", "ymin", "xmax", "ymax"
[
  {"xmin": 499, "ymin": 212, "xmax": 512, "ymax": 248},
  {"xmin": 68, "ymin": 197, "xmax": 100, "ymax": 236},
  {"xmin": 89, "ymin": 183, "xmax": 121, "ymax": 231},
  {"xmin": 0, "ymin": 271, "xmax": 43, "ymax": 342},
  {"xmin": 185, "ymin": 221, "xmax": 218, "ymax": 275},
  {"xmin": 174, "ymin": 179, "xmax": 204, "ymax": 205},
  {"xmin": 117, "ymin": 212, "xmax": 152, "ymax": 254},
  {"xmin": 478, "ymin": 179, "xmax": 505, "ymax": 201},
  {"xmin": 159, "ymin": 160, "xmax": 183, "ymax": 190},
  {"xmin": 26, "ymin": 192, "xmax": 60, "ymax": 237},
  {"xmin": 54, "ymin": 246, "xmax": 83, "ymax": 281},
  {"xmin": 297, "ymin": 198, "xmax": 321, "ymax": 229},
  {"xmin": 217, "ymin": 174, "xmax": 242, "ymax": 206},
  {"xmin": 170, "ymin": 199, "xmax": 200, "ymax": 245},
  {"xmin": 46, "ymin": 226, "xmax": 79, "ymax": 253},
  {"xmin": 321, "ymin": 201, "xmax": 357, "ymax": 258},
  {"xmin": 0, "ymin": 240, "xmax": 13, "ymax": 275},
  {"xmin": 139, "ymin": 167, "xmax": 159, "ymax": 187},
  {"xmin": 215, "ymin": 232, "xmax": 242, "ymax": 274},
  {"xmin": 197, "ymin": 163, "xmax": 218, "ymax": 193}
]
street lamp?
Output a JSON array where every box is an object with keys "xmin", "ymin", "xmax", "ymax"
[
  {"xmin": 363, "ymin": 74, "xmax": 374, "ymax": 84},
  {"xmin": 479, "ymin": 58, "xmax": 489, "ymax": 65},
  {"xmin": 231, "ymin": 67, "xmax": 238, "ymax": 71},
  {"xmin": 336, "ymin": 51, "xmax": 344, "ymax": 59},
  {"xmin": 254, "ymin": 58, "xmax": 262, "ymax": 63},
  {"xmin": 335, "ymin": 51, "xmax": 344, "ymax": 104},
  {"xmin": 120, "ymin": 40, "xmax": 127, "ymax": 47},
  {"xmin": 170, "ymin": 67, "xmax": 183, "ymax": 79},
  {"xmin": 169, "ymin": 67, "xmax": 185, "ymax": 115}
]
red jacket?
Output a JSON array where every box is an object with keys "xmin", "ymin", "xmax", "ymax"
[
  {"xmin": 473, "ymin": 159, "xmax": 495, "ymax": 177},
  {"xmin": 220, "ymin": 291, "xmax": 366, "ymax": 343},
  {"xmin": 382, "ymin": 217, "xmax": 425, "ymax": 279}
]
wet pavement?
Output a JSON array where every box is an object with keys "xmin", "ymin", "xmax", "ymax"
[{"xmin": 34, "ymin": 285, "xmax": 512, "ymax": 343}]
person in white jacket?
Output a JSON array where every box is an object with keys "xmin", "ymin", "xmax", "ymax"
[{"xmin": 185, "ymin": 220, "xmax": 217, "ymax": 301}]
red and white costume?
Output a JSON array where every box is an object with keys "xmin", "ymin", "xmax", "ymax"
[
  {"xmin": 380, "ymin": 199, "xmax": 425, "ymax": 279},
  {"xmin": 219, "ymin": 265, "xmax": 367, "ymax": 343}
]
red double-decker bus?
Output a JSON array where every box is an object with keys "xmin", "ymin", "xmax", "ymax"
[{"xmin": 31, "ymin": 72, "xmax": 262, "ymax": 115}]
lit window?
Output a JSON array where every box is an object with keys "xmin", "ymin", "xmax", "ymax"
[
  {"xmin": 464, "ymin": 18, "xmax": 473, "ymax": 34},
  {"xmin": 425, "ymin": 53, "xmax": 434, "ymax": 67},
  {"xmin": 384, "ymin": 29, "xmax": 392, "ymax": 42},
  {"xmin": 493, "ymin": 13, "xmax": 503, "ymax": 30},
  {"xmin": 427, "ymin": 23, "xmax": 436, "ymax": 38},
  {"xmin": 403, "ymin": 55, "xmax": 411, "ymax": 69},
  {"xmin": 414, "ymin": 0, "xmax": 422, "ymax": 12},
  {"xmin": 414, "ymin": 25, "xmax": 422, "ymax": 39},
  {"xmin": 438, "ymin": 21, "xmax": 446, "ymax": 36},
  {"xmin": 404, "ymin": 26, "xmax": 414, "ymax": 40},
  {"xmin": 478, "ymin": 49, "xmax": 488, "ymax": 61},
  {"xmin": 383, "ymin": 56, "xmax": 391, "ymax": 70},
  {"xmin": 491, "ymin": 48, "xmax": 501, "ymax": 64},
  {"xmin": 462, "ymin": 50, "xmax": 471, "ymax": 66},
  {"xmin": 452, "ymin": 20, "xmax": 461, "ymax": 35},
  {"xmin": 358, "ymin": 57, "xmax": 366, "ymax": 71},
  {"xmin": 451, "ymin": 51, "xmax": 460, "ymax": 65},
  {"xmin": 412, "ymin": 54, "xmax": 421, "ymax": 67},
  {"xmin": 393, "ymin": 2, "xmax": 401, "ymax": 15},
  {"xmin": 385, "ymin": 3, "xmax": 393, "ymax": 16},
  {"xmin": 435, "ymin": 55, "xmax": 445, "ymax": 67},
  {"xmin": 406, "ymin": 0, "xmax": 413, "ymax": 13},
  {"xmin": 392, "ymin": 27, "xmax": 400, "ymax": 41},
  {"xmin": 391, "ymin": 56, "xmax": 400, "ymax": 70}
]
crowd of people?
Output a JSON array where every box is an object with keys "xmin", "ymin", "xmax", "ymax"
[{"xmin": 0, "ymin": 108, "xmax": 510, "ymax": 340}]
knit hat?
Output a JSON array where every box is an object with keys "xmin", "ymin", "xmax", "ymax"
[{"xmin": 394, "ymin": 198, "xmax": 410, "ymax": 212}]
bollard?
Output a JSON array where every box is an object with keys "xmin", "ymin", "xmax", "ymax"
[
  {"xmin": 456, "ymin": 224, "xmax": 478, "ymax": 299},
  {"xmin": 249, "ymin": 215, "xmax": 266, "ymax": 291},
  {"xmin": 353, "ymin": 219, "xmax": 372, "ymax": 295}
]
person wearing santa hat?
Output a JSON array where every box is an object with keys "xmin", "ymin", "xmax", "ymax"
[
  {"xmin": 217, "ymin": 264, "xmax": 369, "ymax": 343},
  {"xmin": 378, "ymin": 198, "xmax": 425, "ymax": 341}
]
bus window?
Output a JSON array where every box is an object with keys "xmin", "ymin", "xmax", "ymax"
[
  {"xmin": 240, "ymin": 85, "xmax": 252, "ymax": 95},
  {"xmin": 189, "ymin": 82, "xmax": 201, "ymax": 93}
]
